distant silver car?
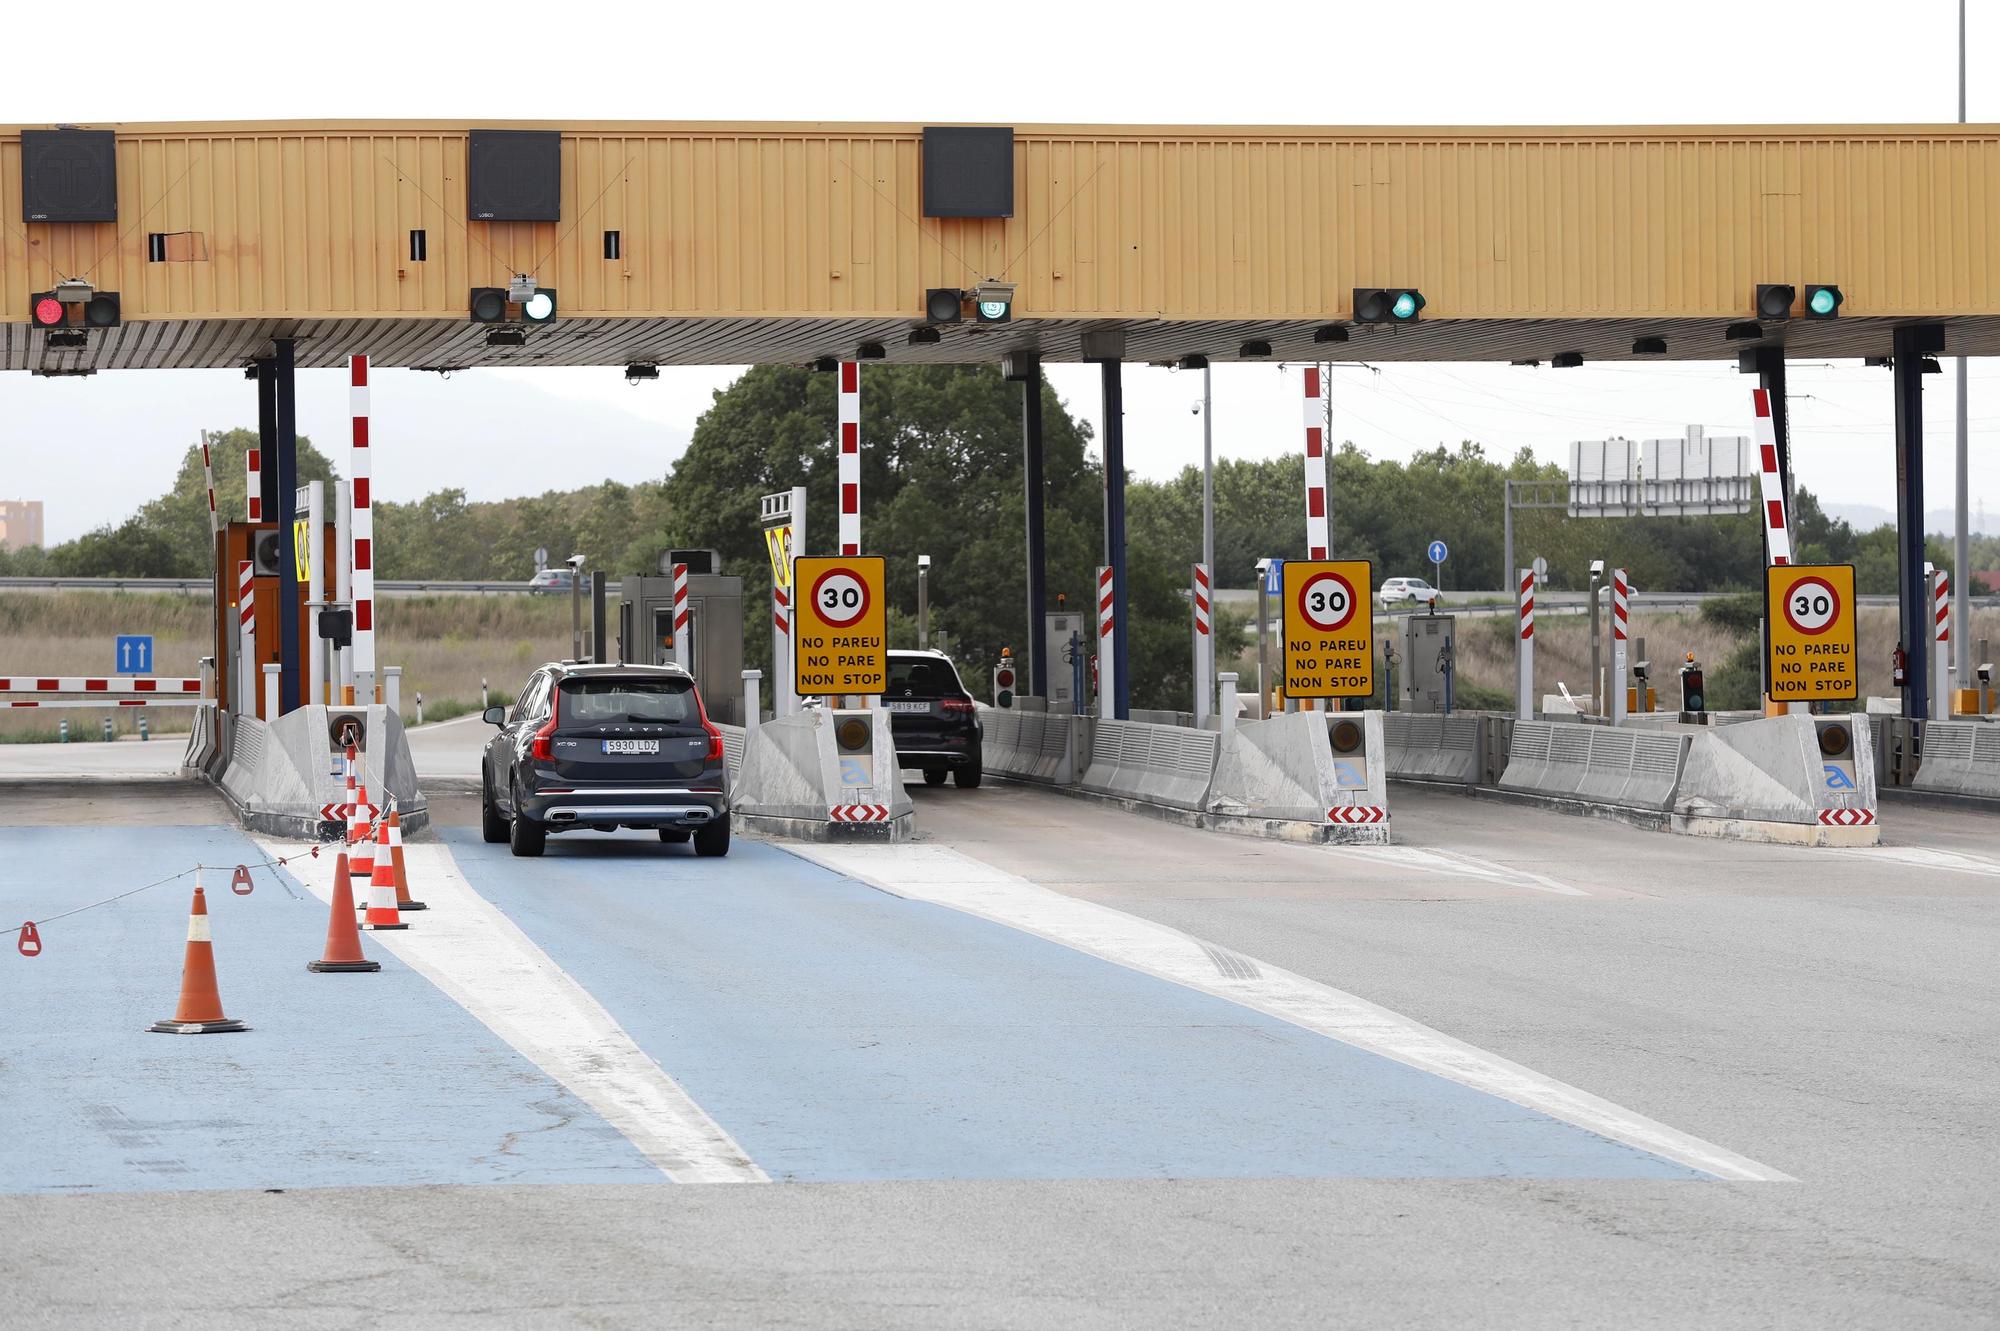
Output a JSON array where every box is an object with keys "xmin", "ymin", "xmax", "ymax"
[
  {"xmin": 1378, "ymin": 576, "xmax": 1441, "ymax": 606},
  {"xmin": 526, "ymin": 568, "xmax": 574, "ymax": 595}
]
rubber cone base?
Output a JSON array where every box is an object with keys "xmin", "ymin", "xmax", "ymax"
[
  {"xmin": 149, "ymin": 1018, "xmax": 249, "ymax": 1034},
  {"xmin": 308, "ymin": 959, "xmax": 382, "ymax": 973},
  {"xmin": 398, "ymin": 901, "xmax": 428, "ymax": 911},
  {"xmin": 360, "ymin": 921, "xmax": 409, "ymax": 931}
]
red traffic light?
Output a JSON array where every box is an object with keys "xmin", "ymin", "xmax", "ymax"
[{"xmin": 32, "ymin": 296, "xmax": 64, "ymax": 327}]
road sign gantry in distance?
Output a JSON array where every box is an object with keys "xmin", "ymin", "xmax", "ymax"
[
  {"xmin": 1281, "ymin": 559, "xmax": 1376, "ymax": 699},
  {"xmin": 1765, "ymin": 563, "xmax": 1858, "ymax": 702},
  {"xmin": 793, "ymin": 556, "xmax": 887, "ymax": 695}
]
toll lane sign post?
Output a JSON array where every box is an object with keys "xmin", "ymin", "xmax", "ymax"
[
  {"xmin": 1282, "ymin": 560, "xmax": 1375, "ymax": 699},
  {"xmin": 1765, "ymin": 563, "xmax": 1858, "ymax": 702},
  {"xmin": 794, "ymin": 556, "xmax": 887, "ymax": 695}
]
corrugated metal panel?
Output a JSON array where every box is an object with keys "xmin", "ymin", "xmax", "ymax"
[{"xmin": 3, "ymin": 122, "xmax": 1998, "ymax": 330}]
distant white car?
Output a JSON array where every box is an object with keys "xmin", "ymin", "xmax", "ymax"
[
  {"xmin": 1378, "ymin": 576, "xmax": 1441, "ymax": 606},
  {"xmin": 526, "ymin": 568, "xmax": 575, "ymax": 595}
]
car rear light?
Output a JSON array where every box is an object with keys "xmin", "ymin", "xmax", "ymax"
[
  {"xmin": 531, "ymin": 691, "xmax": 560, "ymax": 761},
  {"xmin": 703, "ymin": 721, "xmax": 724, "ymax": 761},
  {"xmin": 940, "ymin": 698, "xmax": 975, "ymax": 714}
]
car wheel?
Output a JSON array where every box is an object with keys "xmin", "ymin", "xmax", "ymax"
[
  {"xmin": 922, "ymin": 767, "xmax": 947, "ymax": 787},
  {"xmin": 692, "ymin": 818, "xmax": 731, "ymax": 858},
  {"xmin": 953, "ymin": 757, "xmax": 983, "ymax": 790},
  {"xmin": 658, "ymin": 829, "xmax": 691, "ymax": 844},
  {"xmin": 508, "ymin": 781, "xmax": 546, "ymax": 858},
  {"xmin": 480, "ymin": 771, "xmax": 508, "ymax": 844}
]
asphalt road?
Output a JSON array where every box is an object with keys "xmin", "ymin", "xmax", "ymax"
[{"xmin": 2, "ymin": 776, "xmax": 1995, "ymax": 1328}]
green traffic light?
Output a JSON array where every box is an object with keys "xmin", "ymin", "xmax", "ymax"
[
  {"xmin": 1391, "ymin": 292, "xmax": 1418, "ymax": 320},
  {"xmin": 978, "ymin": 299, "xmax": 1009, "ymax": 321},
  {"xmin": 1809, "ymin": 288, "xmax": 1837, "ymax": 316}
]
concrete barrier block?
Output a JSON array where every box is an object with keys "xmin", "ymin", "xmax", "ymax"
[
  {"xmin": 732, "ymin": 710, "xmax": 913, "ymax": 839},
  {"xmin": 1500, "ymin": 720, "xmax": 1686, "ymax": 811},
  {"xmin": 1080, "ymin": 718, "xmax": 1216, "ymax": 811},
  {"xmin": 213, "ymin": 704, "xmax": 425, "ymax": 838},
  {"xmin": 1675, "ymin": 713, "xmax": 1876, "ymax": 832},
  {"xmin": 1381, "ymin": 712, "xmax": 1481, "ymax": 783},
  {"xmin": 1911, "ymin": 719, "xmax": 2000, "ymax": 799}
]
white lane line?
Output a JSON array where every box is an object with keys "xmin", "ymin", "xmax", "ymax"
[
  {"xmin": 792, "ymin": 843, "xmax": 1792, "ymax": 1183},
  {"xmin": 1834, "ymin": 846, "xmax": 2000, "ymax": 878},
  {"xmin": 1340, "ymin": 845, "xmax": 1588, "ymax": 896},
  {"xmin": 256, "ymin": 836, "xmax": 766, "ymax": 1185}
]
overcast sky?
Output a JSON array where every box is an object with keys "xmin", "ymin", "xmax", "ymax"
[{"xmin": 3, "ymin": 0, "xmax": 1993, "ymax": 552}]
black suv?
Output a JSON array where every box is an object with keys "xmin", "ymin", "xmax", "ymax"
[
  {"xmin": 883, "ymin": 650, "xmax": 982, "ymax": 788},
  {"xmin": 481, "ymin": 662, "xmax": 730, "ymax": 858}
]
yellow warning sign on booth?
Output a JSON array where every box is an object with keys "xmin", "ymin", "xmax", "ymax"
[
  {"xmin": 1765, "ymin": 563, "xmax": 1858, "ymax": 702},
  {"xmin": 793, "ymin": 555, "xmax": 887, "ymax": 695},
  {"xmin": 1281, "ymin": 559, "xmax": 1375, "ymax": 699}
]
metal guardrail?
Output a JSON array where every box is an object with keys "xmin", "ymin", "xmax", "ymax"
[{"xmin": 0, "ymin": 576, "xmax": 545, "ymax": 595}]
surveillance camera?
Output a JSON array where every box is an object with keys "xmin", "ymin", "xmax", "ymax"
[
  {"xmin": 1980, "ymin": 662, "xmax": 1994, "ymax": 685},
  {"xmin": 1635, "ymin": 659, "xmax": 1651, "ymax": 678},
  {"xmin": 565, "ymin": 554, "xmax": 585, "ymax": 570},
  {"xmin": 1589, "ymin": 559, "xmax": 1605, "ymax": 576},
  {"xmin": 1190, "ymin": 403, "xmax": 1201, "ymax": 415},
  {"xmin": 918, "ymin": 555, "xmax": 932, "ymax": 569}
]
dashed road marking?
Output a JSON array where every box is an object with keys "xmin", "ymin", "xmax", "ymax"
[
  {"xmin": 1833, "ymin": 846, "xmax": 2000, "ymax": 878},
  {"xmin": 256, "ymin": 836, "xmax": 767, "ymax": 1185},
  {"xmin": 1340, "ymin": 845, "xmax": 1589, "ymax": 896},
  {"xmin": 794, "ymin": 843, "xmax": 1791, "ymax": 1183}
]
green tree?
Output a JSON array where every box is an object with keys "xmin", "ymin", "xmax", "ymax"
[
  {"xmin": 658, "ymin": 364, "xmax": 1133, "ymax": 699},
  {"xmin": 125, "ymin": 429, "xmax": 342, "ymax": 577}
]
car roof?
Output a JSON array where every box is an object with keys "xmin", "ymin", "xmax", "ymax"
[{"xmin": 543, "ymin": 660, "xmax": 692, "ymax": 680}]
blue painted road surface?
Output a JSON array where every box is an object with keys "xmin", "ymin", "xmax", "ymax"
[
  {"xmin": 0, "ymin": 826, "xmax": 662, "ymax": 1194},
  {"xmin": 438, "ymin": 830, "xmax": 1703, "ymax": 1184},
  {"xmin": 4, "ymin": 820, "xmax": 1706, "ymax": 1194}
]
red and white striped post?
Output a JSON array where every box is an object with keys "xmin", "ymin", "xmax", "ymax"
[
  {"xmin": 1931, "ymin": 566, "xmax": 1952, "ymax": 721},
  {"xmin": 1609, "ymin": 567, "xmax": 1630, "ymax": 725},
  {"xmin": 1516, "ymin": 567, "xmax": 1536, "ymax": 719},
  {"xmin": 349, "ymin": 356, "xmax": 375, "ymax": 705},
  {"xmin": 245, "ymin": 446, "xmax": 262, "ymax": 522},
  {"xmin": 236, "ymin": 559, "xmax": 256, "ymax": 717},
  {"xmin": 199, "ymin": 430, "xmax": 220, "ymax": 542},
  {"xmin": 1302, "ymin": 367, "xmax": 1329, "ymax": 559},
  {"xmin": 1191, "ymin": 563, "xmax": 1213, "ymax": 725},
  {"xmin": 672, "ymin": 562, "xmax": 691, "ymax": 666},
  {"xmin": 1750, "ymin": 389, "xmax": 1792, "ymax": 566},
  {"xmin": 837, "ymin": 362, "xmax": 860, "ymax": 556},
  {"xmin": 1096, "ymin": 565, "xmax": 1116, "ymax": 720}
]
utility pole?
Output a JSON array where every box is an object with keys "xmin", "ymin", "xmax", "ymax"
[
  {"xmin": 1201, "ymin": 365, "xmax": 1215, "ymax": 576},
  {"xmin": 1954, "ymin": 0, "xmax": 1971, "ymax": 700}
]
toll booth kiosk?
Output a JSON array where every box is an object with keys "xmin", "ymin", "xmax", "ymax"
[
  {"xmin": 618, "ymin": 572, "xmax": 745, "ymax": 724},
  {"xmin": 212, "ymin": 520, "xmax": 339, "ymax": 719},
  {"xmin": 1400, "ymin": 612, "xmax": 1457, "ymax": 713}
]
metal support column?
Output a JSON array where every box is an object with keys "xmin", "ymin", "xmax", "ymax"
[
  {"xmin": 272, "ymin": 344, "xmax": 302, "ymax": 714},
  {"xmin": 1893, "ymin": 326, "xmax": 1943, "ymax": 720},
  {"xmin": 255, "ymin": 359, "xmax": 279, "ymax": 521},
  {"xmin": 1008, "ymin": 353, "xmax": 1047, "ymax": 699},
  {"xmin": 1099, "ymin": 358, "xmax": 1129, "ymax": 719}
]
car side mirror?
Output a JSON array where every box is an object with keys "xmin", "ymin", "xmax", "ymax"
[{"xmin": 482, "ymin": 706, "xmax": 507, "ymax": 726}]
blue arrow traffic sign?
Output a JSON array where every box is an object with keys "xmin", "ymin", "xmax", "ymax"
[
  {"xmin": 1263, "ymin": 559, "xmax": 1284, "ymax": 595},
  {"xmin": 116, "ymin": 634, "xmax": 153, "ymax": 675},
  {"xmin": 1427, "ymin": 540, "xmax": 1449, "ymax": 565}
]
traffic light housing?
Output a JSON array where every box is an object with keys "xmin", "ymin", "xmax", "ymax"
[
  {"xmin": 468, "ymin": 286, "xmax": 557, "ymax": 325},
  {"xmin": 1754, "ymin": 284, "xmax": 1796, "ymax": 320},
  {"xmin": 29, "ymin": 290, "xmax": 120, "ymax": 331},
  {"xmin": 995, "ymin": 650, "xmax": 1016, "ymax": 708},
  {"xmin": 925, "ymin": 288, "xmax": 964, "ymax": 323},
  {"xmin": 1803, "ymin": 284, "xmax": 1843, "ymax": 319},
  {"xmin": 1352, "ymin": 288, "xmax": 1424, "ymax": 325},
  {"xmin": 1681, "ymin": 663, "xmax": 1706, "ymax": 714}
]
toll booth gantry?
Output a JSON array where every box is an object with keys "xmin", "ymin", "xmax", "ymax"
[{"xmin": 5, "ymin": 119, "xmax": 1998, "ymax": 719}]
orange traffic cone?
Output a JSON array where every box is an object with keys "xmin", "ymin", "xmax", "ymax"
[
  {"xmin": 349, "ymin": 784, "xmax": 375, "ymax": 882},
  {"xmin": 149, "ymin": 885, "xmax": 248, "ymax": 1034},
  {"xmin": 309, "ymin": 853, "xmax": 381, "ymax": 973},
  {"xmin": 360, "ymin": 820, "xmax": 407, "ymax": 930},
  {"xmin": 387, "ymin": 806, "xmax": 426, "ymax": 911}
]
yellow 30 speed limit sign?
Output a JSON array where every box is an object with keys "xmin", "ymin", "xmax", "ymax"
[
  {"xmin": 794, "ymin": 555, "xmax": 887, "ymax": 695},
  {"xmin": 1765, "ymin": 563, "xmax": 1857, "ymax": 702},
  {"xmin": 1282, "ymin": 559, "xmax": 1375, "ymax": 699}
]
